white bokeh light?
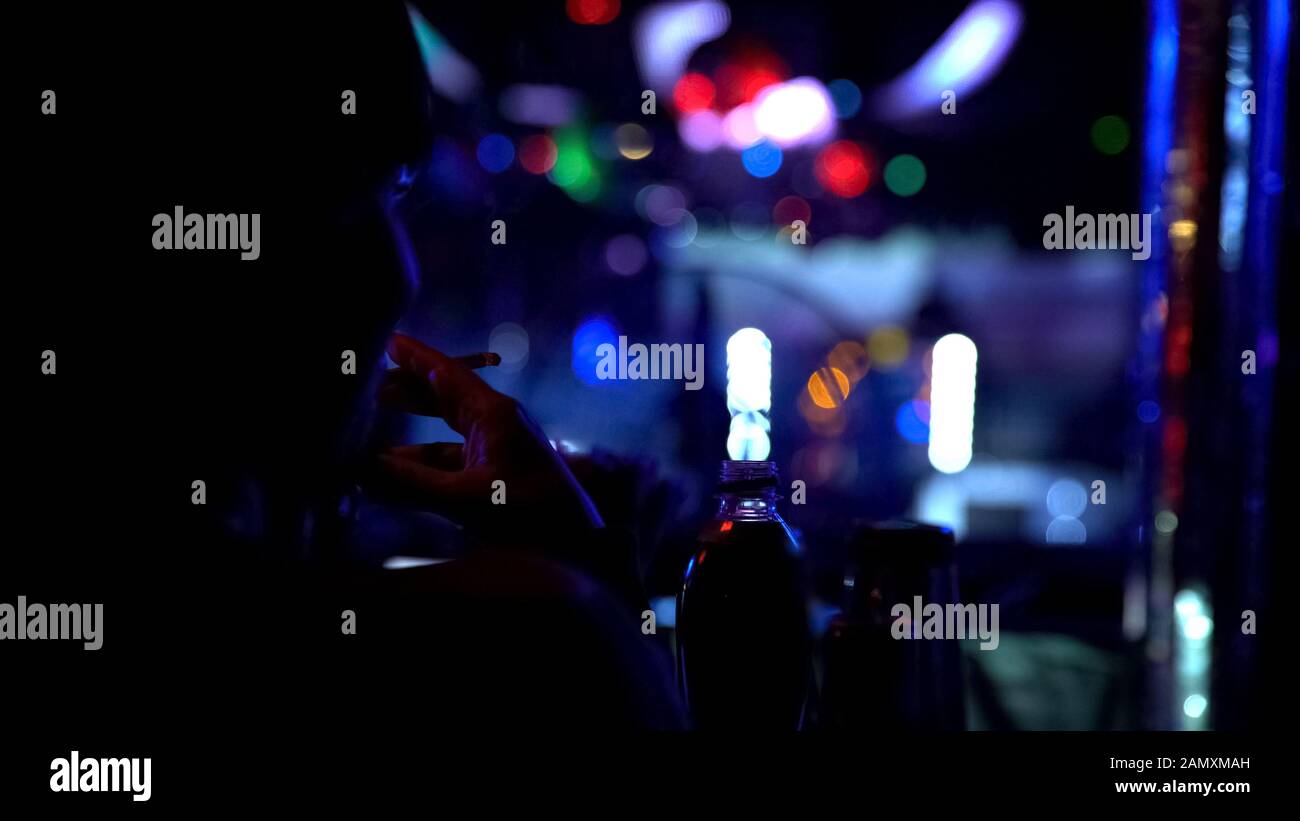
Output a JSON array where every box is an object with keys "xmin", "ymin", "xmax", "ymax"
[{"xmin": 726, "ymin": 328, "xmax": 772, "ymax": 460}]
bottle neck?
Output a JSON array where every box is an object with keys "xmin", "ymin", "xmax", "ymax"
[
  {"xmin": 716, "ymin": 490, "xmax": 781, "ymax": 521},
  {"xmin": 716, "ymin": 459, "xmax": 781, "ymax": 521}
]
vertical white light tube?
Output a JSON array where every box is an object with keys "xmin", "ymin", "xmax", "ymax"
[
  {"xmin": 726, "ymin": 328, "xmax": 772, "ymax": 460},
  {"xmin": 928, "ymin": 333, "xmax": 977, "ymax": 473}
]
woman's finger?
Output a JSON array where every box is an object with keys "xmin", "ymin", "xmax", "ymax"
[
  {"xmin": 384, "ymin": 442, "xmax": 465, "ymax": 472},
  {"xmin": 362, "ymin": 454, "xmax": 493, "ymax": 521},
  {"xmin": 386, "ymin": 333, "xmax": 494, "ymax": 434},
  {"xmin": 378, "ymin": 368, "xmax": 445, "ymax": 416},
  {"xmin": 387, "ymin": 333, "xmax": 473, "ymax": 386}
]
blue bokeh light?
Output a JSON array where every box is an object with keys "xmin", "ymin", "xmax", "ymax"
[
  {"xmin": 572, "ymin": 316, "xmax": 619, "ymax": 385},
  {"xmin": 741, "ymin": 140, "xmax": 783, "ymax": 178},
  {"xmin": 827, "ymin": 79, "xmax": 862, "ymax": 118},
  {"xmin": 895, "ymin": 399, "xmax": 931, "ymax": 443},
  {"xmin": 1137, "ymin": 400, "xmax": 1161, "ymax": 424},
  {"xmin": 476, "ymin": 133, "xmax": 515, "ymax": 173}
]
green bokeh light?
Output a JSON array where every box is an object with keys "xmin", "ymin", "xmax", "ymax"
[
  {"xmin": 548, "ymin": 133, "xmax": 590, "ymax": 187},
  {"xmin": 567, "ymin": 167, "xmax": 603, "ymax": 202},
  {"xmin": 883, "ymin": 154, "xmax": 926, "ymax": 197},
  {"xmin": 548, "ymin": 127, "xmax": 603, "ymax": 202},
  {"xmin": 1091, "ymin": 115, "xmax": 1130, "ymax": 155}
]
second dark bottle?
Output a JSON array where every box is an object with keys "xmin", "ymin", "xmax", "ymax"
[{"xmin": 676, "ymin": 460, "xmax": 813, "ymax": 730}]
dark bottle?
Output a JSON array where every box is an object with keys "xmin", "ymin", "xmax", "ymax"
[
  {"xmin": 676, "ymin": 460, "xmax": 813, "ymax": 730},
  {"xmin": 821, "ymin": 520, "xmax": 966, "ymax": 731}
]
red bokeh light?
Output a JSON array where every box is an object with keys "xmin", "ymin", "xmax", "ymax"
[
  {"xmin": 740, "ymin": 68, "xmax": 782, "ymax": 102},
  {"xmin": 772, "ymin": 195, "xmax": 811, "ymax": 226},
  {"xmin": 715, "ymin": 64, "xmax": 783, "ymax": 109},
  {"xmin": 815, "ymin": 141, "xmax": 872, "ymax": 198},
  {"xmin": 518, "ymin": 135, "xmax": 558, "ymax": 174},
  {"xmin": 1165, "ymin": 323, "xmax": 1192, "ymax": 376},
  {"xmin": 673, "ymin": 73, "xmax": 716, "ymax": 113},
  {"xmin": 566, "ymin": 0, "xmax": 620, "ymax": 26}
]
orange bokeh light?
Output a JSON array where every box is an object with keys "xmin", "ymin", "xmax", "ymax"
[{"xmin": 807, "ymin": 367, "xmax": 851, "ymax": 409}]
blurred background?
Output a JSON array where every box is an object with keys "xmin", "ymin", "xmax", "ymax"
[{"xmin": 364, "ymin": 0, "xmax": 1291, "ymax": 731}]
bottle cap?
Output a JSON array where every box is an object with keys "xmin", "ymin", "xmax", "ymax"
[{"xmin": 718, "ymin": 460, "xmax": 779, "ymax": 493}]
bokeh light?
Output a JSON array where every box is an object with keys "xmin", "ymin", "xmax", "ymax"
[
  {"xmin": 673, "ymin": 72, "xmax": 716, "ymax": 113},
  {"xmin": 884, "ymin": 154, "xmax": 927, "ymax": 196},
  {"xmin": 1046, "ymin": 516, "xmax": 1087, "ymax": 544},
  {"xmin": 476, "ymin": 134, "xmax": 515, "ymax": 173},
  {"xmin": 1091, "ymin": 114, "xmax": 1130, "ymax": 155},
  {"xmin": 807, "ymin": 367, "xmax": 850, "ymax": 409},
  {"xmin": 654, "ymin": 210, "xmax": 699, "ymax": 248},
  {"xmin": 895, "ymin": 399, "xmax": 931, "ymax": 443},
  {"xmin": 614, "ymin": 123, "xmax": 653, "ymax": 160},
  {"xmin": 1175, "ymin": 589, "xmax": 1205, "ymax": 619},
  {"xmin": 827, "ymin": 340, "xmax": 869, "ymax": 383},
  {"xmin": 1046, "ymin": 479, "xmax": 1088, "ymax": 518},
  {"xmin": 741, "ymin": 67, "xmax": 783, "ymax": 101},
  {"xmin": 1183, "ymin": 613, "xmax": 1212, "ymax": 641},
  {"xmin": 406, "ymin": 4, "xmax": 481, "ymax": 103},
  {"xmin": 874, "ymin": 0, "xmax": 1023, "ymax": 121},
  {"xmin": 518, "ymin": 134, "xmax": 558, "ymax": 174},
  {"xmin": 715, "ymin": 62, "xmax": 784, "ymax": 109},
  {"xmin": 772, "ymin": 195, "xmax": 811, "ymax": 227},
  {"xmin": 679, "ymin": 110, "xmax": 724, "ymax": 152},
  {"xmin": 722, "ymin": 104, "xmax": 761, "ymax": 148},
  {"xmin": 728, "ymin": 413, "xmax": 771, "ymax": 460},
  {"xmin": 605, "ymin": 234, "xmax": 648, "ymax": 275},
  {"xmin": 1155, "ymin": 509, "xmax": 1179, "ymax": 534},
  {"xmin": 566, "ymin": 0, "xmax": 620, "ymax": 26},
  {"xmin": 1169, "ymin": 219, "xmax": 1198, "ymax": 252},
  {"xmin": 798, "ymin": 388, "xmax": 848, "ymax": 437},
  {"xmin": 752, "ymin": 77, "xmax": 836, "ymax": 147},
  {"xmin": 488, "ymin": 322, "xmax": 530, "ymax": 373},
  {"xmin": 571, "ymin": 317, "xmax": 619, "ymax": 385},
  {"xmin": 815, "ymin": 140, "xmax": 871, "ymax": 197},
  {"xmin": 792, "ymin": 441, "xmax": 857, "ymax": 487},
  {"xmin": 726, "ymin": 328, "xmax": 773, "ymax": 460},
  {"xmin": 498, "ymin": 84, "xmax": 580, "ymax": 128},
  {"xmin": 867, "ymin": 325, "xmax": 910, "ymax": 367},
  {"xmin": 827, "ymin": 78, "xmax": 863, "ymax": 118},
  {"xmin": 549, "ymin": 131, "xmax": 591, "ymax": 186},
  {"xmin": 1137, "ymin": 400, "xmax": 1161, "ymax": 423},
  {"xmin": 928, "ymin": 333, "xmax": 977, "ymax": 474},
  {"xmin": 775, "ymin": 224, "xmax": 803, "ymax": 245},
  {"xmin": 741, "ymin": 140, "xmax": 783, "ymax": 178},
  {"xmin": 640, "ymin": 183, "xmax": 688, "ymax": 225},
  {"xmin": 549, "ymin": 128, "xmax": 602, "ymax": 201}
]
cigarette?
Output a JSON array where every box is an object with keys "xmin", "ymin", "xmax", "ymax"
[{"xmin": 452, "ymin": 352, "xmax": 501, "ymax": 369}]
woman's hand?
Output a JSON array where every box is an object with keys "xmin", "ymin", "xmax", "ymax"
[{"xmin": 365, "ymin": 333, "xmax": 603, "ymax": 538}]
